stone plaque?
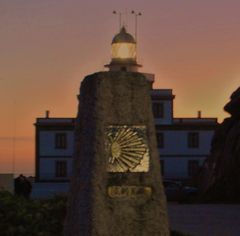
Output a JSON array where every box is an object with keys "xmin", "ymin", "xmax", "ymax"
[
  {"xmin": 106, "ymin": 125, "xmax": 150, "ymax": 172},
  {"xmin": 107, "ymin": 186, "xmax": 152, "ymax": 198}
]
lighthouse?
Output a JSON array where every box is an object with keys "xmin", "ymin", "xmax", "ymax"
[
  {"xmin": 64, "ymin": 25, "xmax": 170, "ymax": 235},
  {"xmin": 105, "ymin": 26, "xmax": 141, "ymax": 72}
]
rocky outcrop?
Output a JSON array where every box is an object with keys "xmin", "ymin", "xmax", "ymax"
[{"xmin": 201, "ymin": 87, "xmax": 240, "ymax": 202}]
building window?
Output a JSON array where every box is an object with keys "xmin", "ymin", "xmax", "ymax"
[
  {"xmin": 160, "ymin": 160, "xmax": 164, "ymax": 176},
  {"xmin": 55, "ymin": 133, "xmax": 67, "ymax": 149},
  {"xmin": 156, "ymin": 132, "xmax": 164, "ymax": 148},
  {"xmin": 152, "ymin": 103, "xmax": 164, "ymax": 118},
  {"xmin": 188, "ymin": 160, "xmax": 199, "ymax": 177},
  {"xmin": 188, "ymin": 132, "xmax": 199, "ymax": 148},
  {"xmin": 55, "ymin": 161, "xmax": 67, "ymax": 177}
]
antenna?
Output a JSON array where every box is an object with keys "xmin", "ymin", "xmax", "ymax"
[
  {"xmin": 113, "ymin": 11, "xmax": 122, "ymax": 31},
  {"xmin": 124, "ymin": 8, "xmax": 128, "ymax": 29},
  {"xmin": 131, "ymin": 11, "xmax": 142, "ymax": 42},
  {"xmin": 12, "ymin": 100, "xmax": 16, "ymax": 177}
]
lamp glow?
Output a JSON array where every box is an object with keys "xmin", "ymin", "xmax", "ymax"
[
  {"xmin": 111, "ymin": 43, "xmax": 136, "ymax": 60},
  {"xmin": 105, "ymin": 26, "xmax": 141, "ymax": 71}
]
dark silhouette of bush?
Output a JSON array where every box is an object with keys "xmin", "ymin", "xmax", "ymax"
[
  {"xmin": 14, "ymin": 174, "xmax": 32, "ymax": 199},
  {"xmin": 0, "ymin": 190, "xmax": 192, "ymax": 236},
  {"xmin": 0, "ymin": 191, "xmax": 66, "ymax": 236}
]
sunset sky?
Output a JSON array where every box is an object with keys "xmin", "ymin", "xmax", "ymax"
[{"xmin": 1, "ymin": 0, "xmax": 240, "ymax": 176}]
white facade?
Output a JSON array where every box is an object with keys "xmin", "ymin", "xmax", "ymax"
[
  {"xmin": 39, "ymin": 158, "xmax": 73, "ymax": 180},
  {"xmin": 35, "ymin": 89, "xmax": 217, "ymax": 182},
  {"xmin": 159, "ymin": 130, "xmax": 213, "ymax": 155},
  {"xmin": 151, "ymin": 89, "xmax": 217, "ymax": 180},
  {"xmin": 39, "ymin": 131, "xmax": 74, "ymax": 156},
  {"xmin": 159, "ymin": 130, "xmax": 214, "ymax": 179},
  {"xmin": 35, "ymin": 118, "xmax": 75, "ymax": 182}
]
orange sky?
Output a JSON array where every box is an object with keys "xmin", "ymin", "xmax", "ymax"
[{"xmin": 0, "ymin": 0, "xmax": 240, "ymax": 176}]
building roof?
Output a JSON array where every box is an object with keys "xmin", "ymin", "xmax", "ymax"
[{"xmin": 35, "ymin": 118, "xmax": 75, "ymax": 129}]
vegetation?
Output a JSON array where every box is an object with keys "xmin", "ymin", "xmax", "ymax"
[
  {"xmin": 0, "ymin": 191, "xmax": 66, "ymax": 236},
  {"xmin": 0, "ymin": 190, "xmax": 192, "ymax": 236}
]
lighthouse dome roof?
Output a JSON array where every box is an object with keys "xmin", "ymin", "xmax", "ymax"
[{"xmin": 112, "ymin": 27, "xmax": 136, "ymax": 44}]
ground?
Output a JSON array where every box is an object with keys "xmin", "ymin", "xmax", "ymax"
[{"xmin": 168, "ymin": 203, "xmax": 240, "ymax": 236}]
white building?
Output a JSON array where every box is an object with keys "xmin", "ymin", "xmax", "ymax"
[
  {"xmin": 35, "ymin": 88, "xmax": 217, "ymax": 183},
  {"xmin": 151, "ymin": 89, "xmax": 217, "ymax": 180},
  {"xmin": 35, "ymin": 117, "xmax": 75, "ymax": 182}
]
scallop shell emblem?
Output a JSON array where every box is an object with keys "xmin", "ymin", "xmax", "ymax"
[{"xmin": 106, "ymin": 125, "xmax": 149, "ymax": 172}]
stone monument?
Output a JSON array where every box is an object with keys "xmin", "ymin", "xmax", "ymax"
[{"xmin": 64, "ymin": 27, "xmax": 169, "ymax": 235}]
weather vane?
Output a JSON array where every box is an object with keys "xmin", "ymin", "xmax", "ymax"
[
  {"xmin": 113, "ymin": 11, "xmax": 122, "ymax": 31},
  {"xmin": 131, "ymin": 10, "xmax": 142, "ymax": 43},
  {"xmin": 113, "ymin": 10, "xmax": 142, "ymax": 42}
]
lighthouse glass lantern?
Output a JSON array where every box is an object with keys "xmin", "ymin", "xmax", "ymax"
[
  {"xmin": 105, "ymin": 26, "xmax": 141, "ymax": 72},
  {"xmin": 111, "ymin": 27, "xmax": 137, "ymax": 62},
  {"xmin": 111, "ymin": 42, "xmax": 136, "ymax": 60}
]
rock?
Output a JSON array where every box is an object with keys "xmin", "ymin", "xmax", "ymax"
[
  {"xmin": 224, "ymin": 87, "xmax": 240, "ymax": 118},
  {"xmin": 64, "ymin": 71, "xmax": 169, "ymax": 235},
  {"xmin": 201, "ymin": 87, "xmax": 240, "ymax": 202}
]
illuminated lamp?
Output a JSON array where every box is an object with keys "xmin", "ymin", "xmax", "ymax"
[{"xmin": 105, "ymin": 26, "xmax": 141, "ymax": 72}]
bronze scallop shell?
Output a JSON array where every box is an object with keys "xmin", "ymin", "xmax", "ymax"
[{"xmin": 106, "ymin": 126, "xmax": 148, "ymax": 172}]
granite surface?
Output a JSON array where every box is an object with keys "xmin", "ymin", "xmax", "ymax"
[{"xmin": 64, "ymin": 72, "xmax": 169, "ymax": 236}]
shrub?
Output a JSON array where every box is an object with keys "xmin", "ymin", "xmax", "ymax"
[
  {"xmin": 0, "ymin": 191, "xmax": 67, "ymax": 236},
  {"xmin": 0, "ymin": 190, "xmax": 192, "ymax": 236}
]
